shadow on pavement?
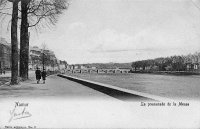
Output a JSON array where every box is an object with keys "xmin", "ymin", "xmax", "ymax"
[{"xmin": 58, "ymin": 74, "xmax": 156, "ymax": 102}]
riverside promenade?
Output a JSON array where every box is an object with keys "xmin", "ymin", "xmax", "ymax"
[
  {"xmin": 0, "ymin": 73, "xmax": 115, "ymax": 100},
  {"xmin": 0, "ymin": 72, "xmax": 162, "ymax": 101},
  {"xmin": 0, "ymin": 73, "xmax": 199, "ymax": 128}
]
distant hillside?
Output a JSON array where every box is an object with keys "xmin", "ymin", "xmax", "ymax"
[{"xmin": 76, "ymin": 62, "xmax": 132, "ymax": 69}]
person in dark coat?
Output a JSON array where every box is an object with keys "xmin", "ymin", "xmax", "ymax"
[
  {"xmin": 41, "ymin": 69, "xmax": 47, "ymax": 84},
  {"xmin": 35, "ymin": 67, "xmax": 41, "ymax": 84}
]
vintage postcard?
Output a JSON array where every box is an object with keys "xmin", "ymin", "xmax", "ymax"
[{"xmin": 0, "ymin": 0, "xmax": 200, "ymax": 128}]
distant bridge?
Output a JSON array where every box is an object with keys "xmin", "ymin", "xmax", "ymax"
[{"xmin": 66, "ymin": 68, "xmax": 131, "ymax": 74}]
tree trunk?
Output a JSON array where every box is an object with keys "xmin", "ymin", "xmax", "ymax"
[
  {"xmin": 10, "ymin": 0, "xmax": 19, "ymax": 85},
  {"xmin": 20, "ymin": 0, "xmax": 29, "ymax": 80}
]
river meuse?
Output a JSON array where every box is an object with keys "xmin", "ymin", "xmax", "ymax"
[{"xmin": 66, "ymin": 73, "xmax": 200, "ymax": 100}]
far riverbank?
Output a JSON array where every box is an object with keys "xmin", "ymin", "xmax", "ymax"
[{"xmin": 130, "ymin": 70, "xmax": 200, "ymax": 76}]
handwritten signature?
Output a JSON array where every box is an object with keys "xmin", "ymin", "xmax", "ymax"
[{"xmin": 9, "ymin": 102, "xmax": 32, "ymax": 122}]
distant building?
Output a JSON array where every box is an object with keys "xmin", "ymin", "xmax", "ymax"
[
  {"xmin": 91, "ymin": 66, "xmax": 96, "ymax": 69},
  {"xmin": 29, "ymin": 46, "xmax": 60, "ymax": 71},
  {"xmin": 81, "ymin": 65, "xmax": 87, "ymax": 69},
  {"xmin": 74, "ymin": 65, "xmax": 78, "ymax": 69},
  {"xmin": 0, "ymin": 38, "xmax": 11, "ymax": 70},
  {"xmin": 118, "ymin": 68, "xmax": 131, "ymax": 73},
  {"xmin": 0, "ymin": 41, "xmax": 66, "ymax": 71},
  {"xmin": 29, "ymin": 46, "xmax": 42, "ymax": 69},
  {"xmin": 165, "ymin": 65, "xmax": 172, "ymax": 71},
  {"xmin": 144, "ymin": 66, "xmax": 151, "ymax": 70},
  {"xmin": 30, "ymin": 46, "xmax": 41, "ymax": 57}
]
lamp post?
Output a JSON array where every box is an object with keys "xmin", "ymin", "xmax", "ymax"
[{"xmin": 42, "ymin": 51, "xmax": 46, "ymax": 71}]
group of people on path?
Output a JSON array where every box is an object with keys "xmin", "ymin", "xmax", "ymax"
[{"xmin": 35, "ymin": 68, "xmax": 47, "ymax": 84}]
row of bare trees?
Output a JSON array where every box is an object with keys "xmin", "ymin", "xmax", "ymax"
[
  {"xmin": 131, "ymin": 52, "xmax": 200, "ymax": 72},
  {"xmin": 0, "ymin": 0, "xmax": 68, "ymax": 85}
]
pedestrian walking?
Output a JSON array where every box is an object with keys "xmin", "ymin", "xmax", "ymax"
[
  {"xmin": 35, "ymin": 67, "xmax": 41, "ymax": 84},
  {"xmin": 41, "ymin": 69, "xmax": 47, "ymax": 84}
]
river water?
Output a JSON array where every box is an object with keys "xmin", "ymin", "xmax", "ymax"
[{"xmin": 66, "ymin": 73, "xmax": 200, "ymax": 100}]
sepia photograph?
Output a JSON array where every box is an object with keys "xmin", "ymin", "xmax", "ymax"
[{"xmin": 0, "ymin": 0, "xmax": 200, "ymax": 128}]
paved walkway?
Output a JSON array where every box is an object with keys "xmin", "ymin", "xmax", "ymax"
[{"xmin": 0, "ymin": 74, "xmax": 115, "ymax": 100}]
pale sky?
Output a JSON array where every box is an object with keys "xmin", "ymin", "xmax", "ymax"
[{"xmin": 1, "ymin": 0, "xmax": 200, "ymax": 64}]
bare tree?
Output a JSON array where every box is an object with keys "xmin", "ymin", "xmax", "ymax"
[
  {"xmin": 19, "ymin": 0, "xmax": 68, "ymax": 80},
  {"xmin": 0, "ymin": 0, "xmax": 20, "ymax": 85},
  {"xmin": 8, "ymin": 0, "xmax": 20, "ymax": 85},
  {"xmin": 20, "ymin": 0, "xmax": 30, "ymax": 80}
]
